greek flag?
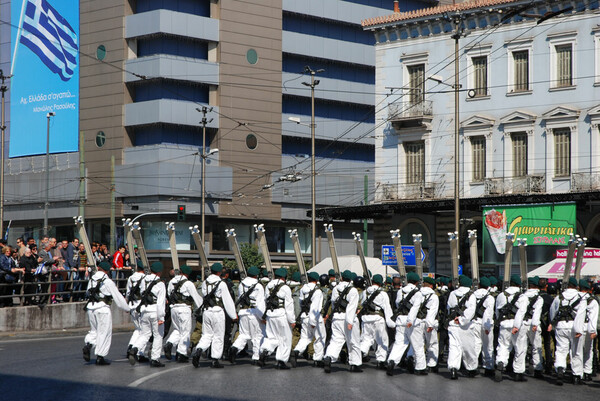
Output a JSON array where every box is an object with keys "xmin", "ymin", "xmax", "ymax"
[{"xmin": 19, "ymin": 0, "xmax": 78, "ymax": 81}]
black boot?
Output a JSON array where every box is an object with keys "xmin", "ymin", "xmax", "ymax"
[
  {"xmin": 138, "ymin": 355, "xmax": 149, "ymax": 363},
  {"xmin": 415, "ymin": 369, "xmax": 428, "ymax": 376},
  {"xmin": 467, "ymin": 369, "xmax": 479, "ymax": 378},
  {"xmin": 386, "ymin": 361, "xmax": 395, "ymax": 376},
  {"xmin": 192, "ymin": 349, "xmax": 201, "ymax": 368},
  {"xmin": 176, "ymin": 352, "xmax": 189, "ymax": 363},
  {"xmin": 514, "ymin": 373, "xmax": 527, "ymax": 382},
  {"xmin": 573, "ymin": 375, "xmax": 582, "ymax": 385},
  {"xmin": 406, "ymin": 356, "xmax": 415, "ymax": 374},
  {"xmin": 349, "ymin": 365, "xmax": 363, "ymax": 373},
  {"xmin": 211, "ymin": 359, "xmax": 224, "ymax": 368},
  {"xmin": 126, "ymin": 344, "xmax": 132, "ymax": 358},
  {"xmin": 258, "ymin": 350, "xmax": 269, "ymax": 367},
  {"xmin": 150, "ymin": 359, "xmax": 165, "ymax": 367},
  {"xmin": 484, "ymin": 368, "xmax": 494, "ymax": 377},
  {"xmin": 163, "ymin": 342, "xmax": 173, "ymax": 360},
  {"xmin": 556, "ymin": 367, "xmax": 564, "ymax": 386},
  {"xmin": 323, "ymin": 356, "xmax": 332, "ymax": 374},
  {"xmin": 450, "ymin": 368, "xmax": 458, "ymax": 380},
  {"xmin": 314, "ymin": 360, "xmax": 324, "ymax": 368},
  {"xmin": 276, "ymin": 361, "xmax": 290, "ymax": 370},
  {"xmin": 83, "ymin": 343, "xmax": 92, "ymax": 362},
  {"xmin": 128, "ymin": 347, "xmax": 139, "ymax": 366},
  {"xmin": 362, "ymin": 353, "xmax": 371, "ymax": 363},
  {"xmin": 95, "ymin": 356, "xmax": 110, "ymax": 366},
  {"xmin": 534, "ymin": 370, "xmax": 544, "ymax": 379},
  {"xmin": 377, "ymin": 361, "xmax": 387, "ymax": 370},
  {"xmin": 428, "ymin": 366, "xmax": 439, "ymax": 373},
  {"xmin": 495, "ymin": 362, "xmax": 504, "ymax": 382},
  {"xmin": 291, "ymin": 350, "xmax": 299, "ymax": 368},
  {"xmin": 228, "ymin": 346, "xmax": 238, "ymax": 364}
]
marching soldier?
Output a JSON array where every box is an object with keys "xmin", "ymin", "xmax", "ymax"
[
  {"xmin": 82, "ymin": 261, "xmax": 131, "ymax": 365},
  {"xmin": 359, "ymin": 274, "xmax": 395, "ymax": 370},
  {"xmin": 549, "ymin": 277, "xmax": 587, "ymax": 385},
  {"xmin": 192, "ymin": 263, "xmax": 237, "ymax": 369},
  {"xmin": 229, "ymin": 266, "xmax": 266, "ymax": 364},
  {"xmin": 292, "ymin": 272, "xmax": 326, "ymax": 367},
  {"xmin": 125, "ymin": 260, "xmax": 146, "ymax": 358},
  {"xmin": 579, "ymin": 279, "xmax": 598, "ymax": 381},
  {"xmin": 164, "ymin": 265, "xmax": 202, "ymax": 363},
  {"xmin": 420, "ymin": 276, "xmax": 440, "ymax": 373},
  {"xmin": 128, "ymin": 261, "xmax": 166, "ymax": 367},
  {"xmin": 386, "ymin": 272, "xmax": 425, "ymax": 376},
  {"xmin": 494, "ymin": 275, "xmax": 522, "ymax": 382},
  {"xmin": 512, "ymin": 276, "xmax": 544, "ymax": 381},
  {"xmin": 472, "ymin": 277, "xmax": 495, "ymax": 377},
  {"xmin": 323, "ymin": 270, "xmax": 362, "ymax": 373},
  {"xmin": 259, "ymin": 268, "xmax": 296, "ymax": 369},
  {"xmin": 446, "ymin": 275, "xmax": 476, "ymax": 380}
]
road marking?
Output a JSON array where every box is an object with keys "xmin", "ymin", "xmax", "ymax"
[{"xmin": 128, "ymin": 365, "xmax": 189, "ymax": 388}]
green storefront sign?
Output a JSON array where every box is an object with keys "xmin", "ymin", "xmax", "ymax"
[{"xmin": 482, "ymin": 203, "xmax": 576, "ymax": 264}]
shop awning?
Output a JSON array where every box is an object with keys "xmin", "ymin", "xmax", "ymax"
[{"xmin": 528, "ymin": 248, "xmax": 600, "ymax": 278}]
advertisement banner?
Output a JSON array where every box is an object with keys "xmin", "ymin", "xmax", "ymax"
[
  {"xmin": 10, "ymin": 0, "xmax": 79, "ymax": 157},
  {"xmin": 482, "ymin": 203, "xmax": 576, "ymax": 264}
]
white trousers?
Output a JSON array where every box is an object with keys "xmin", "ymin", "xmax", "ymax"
[
  {"xmin": 481, "ymin": 325, "xmax": 494, "ymax": 370},
  {"xmin": 85, "ymin": 307, "xmax": 112, "ymax": 357},
  {"xmin": 387, "ymin": 318, "xmax": 425, "ymax": 370},
  {"xmin": 424, "ymin": 325, "xmax": 439, "ymax": 368},
  {"xmin": 554, "ymin": 326, "xmax": 584, "ymax": 377},
  {"xmin": 583, "ymin": 332, "xmax": 595, "ymax": 375},
  {"xmin": 496, "ymin": 322, "xmax": 518, "ymax": 366},
  {"xmin": 360, "ymin": 317, "xmax": 389, "ymax": 363},
  {"xmin": 128, "ymin": 310, "xmax": 142, "ymax": 346},
  {"xmin": 325, "ymin": 317, "xmax": 362, "ymax": 366},
  {"xmin": 133, "ymin": 310, "xmax": 164, "ymax": 361},
  {"xmin": 260, "ymin": 314, "xmax": 292, "ymax": 363},
  {"xmin": 166, "ymin": 307, "xmax": 193, "ymax": 356},
  {"xmin": 513, "ymin": 322, "xmax": 543, "ymax": 374},
  {"xmin": 195, "ymin": 309, "xmax": 226, "ymax": 359},
  {"xmin": 294, "ymin": 315, "xmax": 326, "ymax": 361},
  {"xmin": 448, "ymin": 321, "xmax": 479, "ymax": 371},
  {"xmin": 232, "ymin": 309, "xmax": 265, "ymax": 360}
]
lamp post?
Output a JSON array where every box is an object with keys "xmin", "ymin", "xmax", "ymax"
[
  {"xmin": 44, "ymin": 112, "xmax": 55, "ymax": 237},
  {"xmin": 0, "ymin": 70, "xmax": 10, "ymax": 239},
  {"xmin": 196, "ymin": 106, "xmax": 214, "ymax": 252}
]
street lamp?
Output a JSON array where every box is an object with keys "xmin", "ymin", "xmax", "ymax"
[
  {"xmin": 0, "ymin": 70, "xmax": 11, "ymax": 240},
  {"xmin": 197, "ymin": 105, "xmax": 215, "ymax": 252},
  {"xmin": 43, "ymin": 112, "xmax": 55, "ymax": 237}
]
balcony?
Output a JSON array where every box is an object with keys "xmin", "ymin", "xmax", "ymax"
[
  {"xmin": 484, "ymin": 175, "xmax": 545, "ymax": 195},
  {"xmin": 378, "ymin": 182, "xmax": 440, "ymax": 202},
  {"xmin": 572, "ymin": 172, "xmax": 600, "ymax": 191},
  {"xmin": 389, "ymin": 100, "xmax": 433, "ymax": 130}
]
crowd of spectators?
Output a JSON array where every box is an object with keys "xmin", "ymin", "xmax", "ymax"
[{"xmin": 0, "ymin": 236, "xmax": 134, "ymax": 307}]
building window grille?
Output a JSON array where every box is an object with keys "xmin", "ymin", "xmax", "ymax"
[
  {"xmin": 405, "ymin": 141, "xmax": 425, "ymax": 184},
  {"xmin": 512, "ymin": 132, "xmax": 528, "ymax": 177},
  {"xmin": 407, "ymin": 64, "xmax": 425, "ymax": 105}
]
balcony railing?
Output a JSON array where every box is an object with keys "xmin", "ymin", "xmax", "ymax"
[
  {"xmin": 378, "ymin": 182, "xmax": 440, "ymax": 202},
  {"xmin": 484, "ymin": 175, "xmax": 545, "ymax": 195},
  {"xmin": 572, "ymin": 172, "xmax": 600, "ymax": 191},
  {"xmin": 388, "ymin": 100, "xmax": 433, "ymax": 120}
]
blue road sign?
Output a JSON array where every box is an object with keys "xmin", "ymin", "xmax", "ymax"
[
  {"xmin": 458, "ymin": 265, "xmax": 463, "ymax": 275},
  {"xmin": 382, "ymin": 245, "xmax": 426, "ymax": 266}
]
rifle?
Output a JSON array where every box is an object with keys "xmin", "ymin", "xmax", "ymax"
[
  {"xmin": 127, "ymin": 274, "xmax": 146, "ymax": 304},
  {"xmin": 448, "ymin": 232, "xmax": 459, "ymax": 290},
  {"xmin": 190, "ymin": 225, "xmax": 210, "ymax": 281},
  {"xmin": 235, "ymin": 282, "xmax": 258, "ymax": 308},
  {"xmin": 136, "ymin": 278, "xmax": 159, "ymax": 313},
  {"xmin": 413, "ymin": 234, "xmax": 423, "ymax": 286},
  {"xmin": 468, "ymin": 230, "xmax": 479, "ymax": 290},
  {"xmin": 254, "ymin": 224, "xmax": 274, "ymax": 279},
  {"xmin": 262, "ymin": 282, "xmax": 285, "ymax": 320},
  {"xmin": 561, "ymin": 234, "xmax": 577, "ymax": 291},
  {"xmin": 296, "ymin": 285, "xmax": 318, "ymax": 326},
  {"xmin": 324, "ymin": 224, "xmax": 341, "ymax": 283},
  {"xmin": 289, "ymin": 229, "xmax": 308, "ymax": 284},
  {"xmin": 357, "ymin": 288, "xmax": 382, "ymax": 320},
  {"xmin": 166, "ymin": 222, "xmax": 180, "ymax": 275},
  {"xmin": 226, "ymin": 228, "xmax": 246, "ymax": 279},
  {"xmin": 83, "ymin": 276, "xmax": 106, "ymax": 311},
  {"xmin": 446, "ymin": 290, "xmax": 473, "ymax": 326},
  {"xmin": 502, "ymin": 233, "xmax": 515, "ymax": 290},
  {"xmin": 168, "ymin": 278, "xmax": 188, "ymax": 306},
  {"xmin": 352, "ymin": 232, "xmax": 372, "ymax": 287},
  {"xmin": 391, "ymin": 287, "xmax": 419, "ymax": 321},
  {"xmin": 390, "ymin": 230, "xmax": 407, "ymax": 285},
  {"xmin": 517, "ymin": 238, "xmax": 528, "ymax": 292}
]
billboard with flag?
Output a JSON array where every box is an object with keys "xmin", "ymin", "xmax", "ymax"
[{"xmin": 10, "ymin": 0, "xmax": 79, "ymax": 157}]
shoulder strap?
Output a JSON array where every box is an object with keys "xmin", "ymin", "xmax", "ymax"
[{"xmin": 174, "ymin": 278, "xmax": 188, "ymax": 293}]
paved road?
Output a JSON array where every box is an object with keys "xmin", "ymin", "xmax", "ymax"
[{"xmin": 0, "ymin": 332, "xmax": 598, "ymax": 400}]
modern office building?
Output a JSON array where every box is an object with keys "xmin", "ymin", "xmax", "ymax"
[{"xmin": 0, "ymin": 0, "xmax": 436, "ymax": 262}]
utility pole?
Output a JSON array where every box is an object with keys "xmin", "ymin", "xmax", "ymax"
[
  {"xmin": 302, "ymin": 66, "xmax": 323, "ymax": 268},
  {"xmin": 78, "ymin": 131, "xmax": 85, "ymax": 218},
  {"xmin": 0, "ymin": 70, "xmax": 10, "ymax": 239},
  {"xmin": 197, "ymin": 106, "xmax": 214, "ymax": 254},
  {"xmin": 43, "ymin": 112, "xmax": 55, "ymax": 237},
  {"xmin": 363, "ymin": 174, "xmax": 368, "ymax": 256},
  {"xmin": 110, "ymin": 155, "xmax": 115, "ymax": 253}
]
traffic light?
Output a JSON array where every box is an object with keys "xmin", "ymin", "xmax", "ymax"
[{"xmin": 177, "ymin": 205, "xmax": 186, "ymax": 221}]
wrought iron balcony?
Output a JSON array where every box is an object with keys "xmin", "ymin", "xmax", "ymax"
[
  {"xmin": 388, "ymin": 100, "xmax": 433, "ymax": 130},
  {"xmin": 572, "ymin": 172, "xmax": 600, "ymax": 191},
  {"xmin": 378, "ymin": 182, "xmax": 440, "ymax": 202},
  {"xmin": 484, "ymin": 175, "xmax": 545, "ymax": 195}
]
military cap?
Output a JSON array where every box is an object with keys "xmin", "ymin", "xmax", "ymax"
[
  {"xmin": 510, "ymin": 274, "xmax": 521, "ymax": 286},
  {"xmin": 568, "ymin": 276, "xmax": 578, "ymax": 287},
  {"xmin": 275, "ymin": 267, "xmax": 288, "ymax": 278},
  {"xmin": 150, "ymin": 261, "xmax": 163, "ymax": 274},
  {"xmin": 211, "ymin": 262, "xmax": 223, "ymax": 273},
  {"xmin": 247, "ymin": 266, "xmax": 260, "ymax": 277},
  {"xmin": 579, "ymin": 279, "xmax": 590, "ymax": 290},
  {"xmin": 308, "ymin": 272, "xmax": 319, "ymax": 282},
  {"xmin": 459, "ymin": 275, "xmax": 472, "ymax": 288},
  {"xmin": 479, "ymin": 276, "xmax": 490, "ymax": 288},
  {"xmin": 291, "ymin": 271, "xmax": 301, "ymax": 282},
  {"xmin": 406, "ymin": 272, "xmax": 420, "ymax": 283},
  {"xmin": 180, "ymin": 265, "xmax": 192, "ymax": 275},
  {"xmin": 423, "ymin": 276, "xmax": 435, "ymax": 286},
  {"xmin": 341, "ymin": 270, "xmax": 352, "ymax": 281},
  {"xmin": 136, "ymin": 260, "xmax": 145, "ymax": 270},
  {"xmin": 328, "ymin": 269, "xmax": 336, "ymax": 276},
  {"xmin": 98, "ymin": 261, "xmax": 111, "ymax": 271},
  {"xmin": 528, "ymin": 276, "xmax": 539, "ymax": 287},
  {"xmin": 386, "ymin": 276, "xmax": 392, "ymax": 284},
  {"xmin": 372, "ymin": 274, "xmax": 384, "ymax": 285},
  {"xmin": 261, "ymin": 268, "xmax": 268, "ymax": 277},
  {"xmin": 351, "ymin": 272, "xmax": 357, "ymax": 280},
  {"xmin": 489, "ymin": 276, "xmax": 498, "ymax": 286}
]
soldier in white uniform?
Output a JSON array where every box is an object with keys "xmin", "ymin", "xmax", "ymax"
[
  {"xmin": 386, "ymin": 272, "xmax": 425, "ymax": 376},
  {"xmin": 512, "ymin": 276, "xmax": 544, "ymax": 381},
  {"xmin": 192, "ymin": 263, "xmax": 237, "ymax": 368},
  {"xmin": 164, "ymin": 265, "xmax": 202, "ymax": 363},
  {"xmin": 292, "ymin": 272, "xmax": 326, "ymax": 368},
  {"xmin": 549, "ymin": 276, "xmax": 587, "ymax": 385},
  {"xmin": 259, "ymin": 268, "xmax": 296, "ymax": 369},
  {"xmin": 128, "ymin": 261, "xmax": 167, "ymax": 367},
  {"xmin": 471, "ymin": 277, "xmax": 495, "ymax": 377},
  {"xmin": 358, "ymin": 274, "xmax": 395, "ymax": 370},
  {"xmin": 578, "ymin": 279, "xmax": 598, "ymax": 382},
  {"xmin": 83, "ymin": 261, "xmax": 131, "ymax": 365},
  {"xmin": 229, "ymin": 266, "xmax": 266, "ymax": 364},
  {"xmin": 446, "ymin": 275, "xmax": 477, "ymax": 380},
  {"xmin": 419, "ymin": 276, "xmax": 440, "ymax": 373},
  {"xmin": 125, "ymin": 261, "xmax": 146, "ymax": 358},
  {"xmin": 494, "ymin": 275, "xmax": 522, "ymax": 382}
]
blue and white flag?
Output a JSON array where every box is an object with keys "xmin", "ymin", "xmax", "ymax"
[{"xmin": 19, "ymin": 0, "xmax": 78, "ymax": 81}]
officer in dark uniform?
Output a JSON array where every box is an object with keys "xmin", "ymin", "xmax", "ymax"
[{"xmin": 538, "ymin": 278, "xmax": 555, "ymax": 374}]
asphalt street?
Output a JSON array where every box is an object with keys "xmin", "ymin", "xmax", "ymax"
[{"xmin": 0, "ymin": 332, "xmax": 598, "ymax": 401}]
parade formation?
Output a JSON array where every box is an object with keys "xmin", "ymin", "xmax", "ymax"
[{"xmin": 79, "ymin": 217, "xmax": 599, "ymax": 387}]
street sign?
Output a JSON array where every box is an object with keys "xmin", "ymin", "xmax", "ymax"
[{"xmin": 382, "ymin": 245, "xmax": 425, "ymax": 266}]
